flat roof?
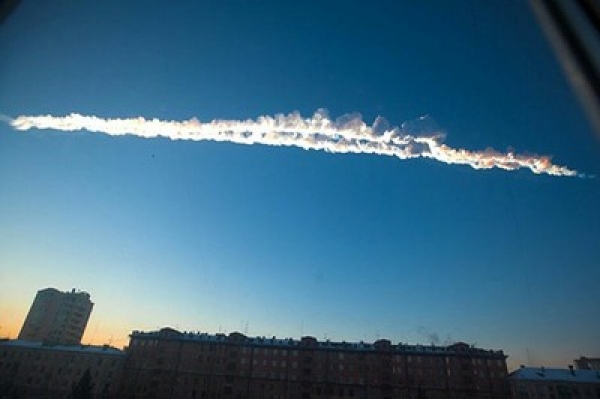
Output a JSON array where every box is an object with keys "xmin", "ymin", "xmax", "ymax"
[
  {"xmin": 130, "ymin": 328, "xmax": 506, "ymax": 357},
  {"xmin": 510, "ymin": 367, "xmax": 600, "ymax": 384},
  {"xmin": 0, "ymin": 339, "xmax": 124, "ymax": 356}
]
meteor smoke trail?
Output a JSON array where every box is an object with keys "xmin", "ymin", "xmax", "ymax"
[{"xmin": 8, "ymin": 110, "xmax": 579, "ymax": 177}]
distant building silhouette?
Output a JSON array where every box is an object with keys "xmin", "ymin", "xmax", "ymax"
[
  {"xmin": 574, "ymin": 357, "xmax": 600, "ymax": 371},
  {"xmin": 119, "ymin": 327, "xmax": 509, "ymax": 399},
  {"xmin": 18, "ymin": 288, "xmax": 93, "ymax": 345}
]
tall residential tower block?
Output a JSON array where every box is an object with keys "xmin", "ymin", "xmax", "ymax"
[{"xmin": 18, "ymin": 287, "xmax": 93, "ymax": 345}]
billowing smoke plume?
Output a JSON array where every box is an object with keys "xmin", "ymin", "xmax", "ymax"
[{"xmin": 8, "ymin": 110, "xmax": 579, "ymax": 176}]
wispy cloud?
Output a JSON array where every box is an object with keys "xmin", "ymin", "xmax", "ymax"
[{"xmin": 8, "ymin": 110, "xmax": 580, "ymax": 177}]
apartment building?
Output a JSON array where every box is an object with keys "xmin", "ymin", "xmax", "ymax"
[
  {"xmin": 18, "ymin": 287, "xmax": 94, "ymax": 345},
  {"xmin": 119, "ymin": 327, "xmax": 509, "ymax": 399},
  {"xmin": 0, "ymin": 339, "xmax": 125, "ymax": 398},
  {"xmin": 509, "ymin": 366, "xmax": 600, "ymax": 399}
]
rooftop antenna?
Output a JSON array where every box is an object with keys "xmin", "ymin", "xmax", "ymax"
[{"xmin": 244, "ymin": 321, "xmax": 249, "ymax": 335}]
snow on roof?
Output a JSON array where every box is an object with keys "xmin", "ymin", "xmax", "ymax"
[
  {"xmin": 510, "ymin": 367, "xmax": 600, "ymax": 384},
  {"xmin": 130, "ymin": 329, "xmax": 505, "ymax": 356},
  {"xmin": 0, "ymin": 339, "xmax": 124, "ymax": 356}
]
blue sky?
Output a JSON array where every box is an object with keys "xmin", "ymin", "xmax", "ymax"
[{"xmin": 1, "ymin": 1, "xmax": 599, "ymax": 369}]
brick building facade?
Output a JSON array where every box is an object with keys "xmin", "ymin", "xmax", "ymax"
[{"xmin": 119, "ymin": 328, "xmax": 509, "ymax": 399}]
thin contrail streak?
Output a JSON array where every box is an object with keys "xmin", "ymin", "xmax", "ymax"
[{"xmin": 8, "ymin": 110, "xmax": 580, "ymax": 177}]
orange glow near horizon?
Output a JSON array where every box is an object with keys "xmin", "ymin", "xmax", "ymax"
[
  {"xmin": 81, "ymin": 328, "xmax": 130, "ymax": 348},
  {"xmin": 0, "ymin": 301, "xmax": 578, "ymax": 372}
]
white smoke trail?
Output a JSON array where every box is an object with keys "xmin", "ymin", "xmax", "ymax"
[{"xmin": 8, "ymin": 110, "xmax": 580, "ymax": 177}]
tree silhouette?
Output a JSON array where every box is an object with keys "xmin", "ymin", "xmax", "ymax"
[{"xmin": 71, "ymin": 368, "xmax": 93, "ymax": 399}]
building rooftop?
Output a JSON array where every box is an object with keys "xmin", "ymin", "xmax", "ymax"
[
  {"xmin": 131, "ymin": 328, "xmax": 506, "ymax": 358},
  {"xmin": 0, "ymin": 339, "xmax": 124, "ymax": 356},
  {"xmin": 509, "ymin": 367, "xmax": 600, "ymax": 384}
]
